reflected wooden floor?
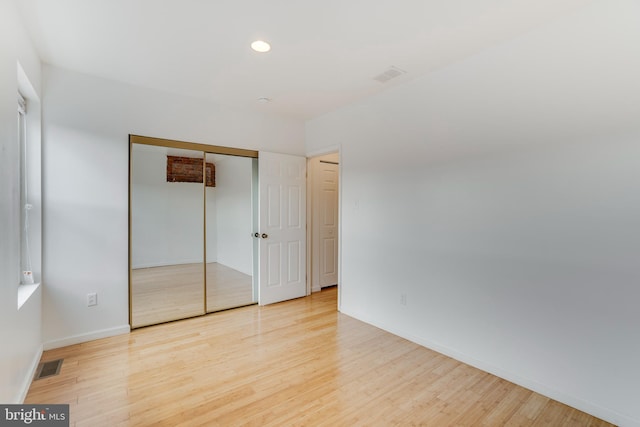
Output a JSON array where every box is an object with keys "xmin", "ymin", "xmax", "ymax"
[
  {"xmin": 27, "ymin": 288, "xmax": 613, "ymax": 426},
  {"xmin": 131, "ymin": 263, "xmax": 254, "ymax": 327},
  {"xmin": 206, "ymin": 262, "xmax": 253, "ymax": 312},
  {"xmin": 131, "ymin": 264, "xmax": 204, "ymax": 327}
]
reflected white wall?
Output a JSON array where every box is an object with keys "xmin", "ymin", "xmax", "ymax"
[
  {"xmin": 131, "ymin": 146, "xmax": 204, "ymax": 268},
  {"xmin": 214, "ymin": 155, "xmax": 253, "ymax": 275}
]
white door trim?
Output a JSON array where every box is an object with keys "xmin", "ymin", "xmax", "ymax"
[{"xmin": 305, "ymin": 146, "xmax": 342, "ymax": 312}]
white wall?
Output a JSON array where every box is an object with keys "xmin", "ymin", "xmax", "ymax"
[
  {"xmin": 0, "ymin": 0, "xmax": 42, "ymax": 403},
  {"xmin": 214, "ymin": 155, "xmax": 254, "ymax": 275},
  {"xmin": 306, "ymin": 1, "xmax": 640, "ymax": 426},
  {"xmin": 42, "ymin": 65, "xmax": 305, "ymax": 349}
]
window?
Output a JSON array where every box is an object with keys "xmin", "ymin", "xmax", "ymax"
[
  {"xmin": 16, "ymin": 63, "xmax": 41, "ymax": 308},
  {"xmin": 18, "ymin": 92, "xmax": 34, "ymax": 285}
]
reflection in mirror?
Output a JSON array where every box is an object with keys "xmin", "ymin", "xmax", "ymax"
[
  {"xmin": 205, "ymin": 153, "xmax": 256, "ymax": 312},
  {"xmin": 131, "ymin": 144, "xmax": 205, "ymax": 327}
]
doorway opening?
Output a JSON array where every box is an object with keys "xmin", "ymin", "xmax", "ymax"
[{"xmin": 307, "ymin": 152, "xmax": 340, "ymax": 297}]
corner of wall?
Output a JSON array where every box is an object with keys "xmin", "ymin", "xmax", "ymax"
[{"xmin": 17, "ymin": 344, "xmax": 43, "ymax": 403}]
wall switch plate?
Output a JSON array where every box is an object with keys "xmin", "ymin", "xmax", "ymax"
[
  {"xmin": 87, "ymin": 292, "xmax": 98, "ymax": 307},
  {"xmin": 400, "ymin": 293, "xmax": 407, "ymax": 306}
]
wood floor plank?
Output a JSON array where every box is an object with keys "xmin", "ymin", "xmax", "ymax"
[{"xmin": 25, "ymin": 287, "xmax": 614, "ymax": 426}]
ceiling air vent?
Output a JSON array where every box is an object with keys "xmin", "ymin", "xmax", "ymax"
[{"xmin": 373, "ymin": 66, "xmax": 407, "ymax": 83}]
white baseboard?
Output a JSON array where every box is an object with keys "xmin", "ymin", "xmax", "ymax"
[
  {"xmin": 17, "ymin": 344, "xmax": 43, "ymax": 403},
  {"xmin": 43, "ymin": 325, "xmax": 130, "ymax": 351},
  {"xmin": 340, "ymin": 308, "xmax": 637, "ymax": 427}
]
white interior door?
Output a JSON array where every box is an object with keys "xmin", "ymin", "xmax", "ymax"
[
  {"xmin": 317, "ymin": 161, "xmax": 339, "ymax": 288},
  {"xmin": 258, "ymin": 151, "xmax": 307, "ymax": 305}
]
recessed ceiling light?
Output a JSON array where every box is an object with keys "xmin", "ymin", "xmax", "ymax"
[
  {"xmin": 257, "ymin": 97, "xmax": 272, "ymax": 104},
  {"xmin": 251, "ymin": 40, "xmax": 271, "ymax": 53}
]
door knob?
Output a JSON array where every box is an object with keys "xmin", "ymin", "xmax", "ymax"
[
  {"xmin": 254, "ymin": 232, "xmax": 260, "ymax": 238},
  {"xmin": 261, "ymin": 233, "xmax": 268, "ymax": 239}
]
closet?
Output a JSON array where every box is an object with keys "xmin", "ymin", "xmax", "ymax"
[{"xmin": 129, "ymin": 135, "xmax": 258, "ymax": 328}]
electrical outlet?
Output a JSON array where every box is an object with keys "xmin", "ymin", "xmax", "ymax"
[
  {"xmin": 400, "ymin": 293, "xmax": 407, "ymax": 306},
  {"xmin": 87, "ymin": 293, "xmax": 98, "ymax": 307}
]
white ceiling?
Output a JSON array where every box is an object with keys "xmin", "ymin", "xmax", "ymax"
[{"xmin": 17, "ymin": 0, "xmax": 591, "ymax": 120}]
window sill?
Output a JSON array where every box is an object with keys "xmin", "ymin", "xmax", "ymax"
[{"xmin": 18, "ymin": 282, "xmax": 41, "ymax": 310}]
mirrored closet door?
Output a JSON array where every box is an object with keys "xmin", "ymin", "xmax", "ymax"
[
  {"xmin": 205, "ymin": 153, "xmax": 257, "ymax": 312},
  {"xmin": 129, "ymin": 136, "xmax": 259, "ymax": 329},
  {"xmin": 130, "ymin": 143, "xmax": 205, "ymax": 328}
]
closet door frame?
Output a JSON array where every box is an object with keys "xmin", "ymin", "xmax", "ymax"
[{"xmin": 128, "ymin": 134, "xmax": 258, "ymax": 328}]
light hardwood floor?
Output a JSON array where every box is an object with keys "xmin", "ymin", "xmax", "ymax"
[
  {"xmin": 131, "ymin": 263, "xmax": 254, "ymax": 327},
  {"xmin": 27, "ymin": 287, "xmax": 613, "ymax": 426}
]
